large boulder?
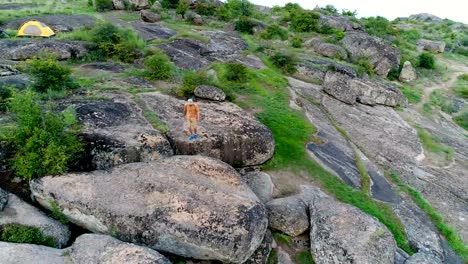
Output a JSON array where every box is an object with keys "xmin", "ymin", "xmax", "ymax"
[
  {"xmin": 312, "ymin": 42, "xmax": 348, "ymax": 60},
  {"xmin": 341, "ymin": 32, "xmax": 401, "ymax": 77},
  {"xmin": 242, "ymin": 171, "xmax": 274, "ymax": 204},
  {"xmin": 30, "ymin": 156, "xmax": 268, "ymax": 263},
  {"xmin": 112, "ymin": 0, "xmax": 125, "ymax": 9},
  {"xmin": 0, "ymin": 74, "xmax": 31, "ymax": 90},
  {"xmin": 417, "ymin": 39, "xmax": 445, "ymax": 53},
  {"xmin": 0, "ymin": 234, "xmax": 170, "ymax": 264},
  {"xmin": 0, "ymin": 40, "xmax": 89, "ymax": 61},
  {"xmin": 244, "ymin": 230, "xmax": 273, "ymax": 264},
  {"xmin": 399, "ymin": 61, "xmax": 417, "ymax": 82},
  {"xmin": 319, "ymin": 15, "xmax": 362, "ymax": 31},
  {"xmin": 409, "ymin": 13, "xmax": 443, "ymax": 23},
  {"xmin": 127, "ymin": 0, "xmax": 150, "ymax": 9},
  {"xmin": 266, "ymin": 195, "xmax": 309, "ymax": 236},
  {"xmin": 1, "ymin": 14, "xmax": 96, "ymax": 33},
  {"xmin": 194, "ymin": 85, "xmax": 226, "ymax": 101},
  {"xmin": 140, "ymin": 10, "xmax": 161, "ymax": 23},
  {"xmin": 140, "ymin": 93, "xmax": 274, "ymax": 167},
  {"xmin": 64, "ymin": 95, "xmax": 173, "ymax": 171},
  {"xmin": 323, "ymin": 71, "xmax": 407, "ymax": 106},
  {"xmin": 302, "ymin": 186, "xmax": 396, "ymax": 264},
  {"xmin": 0, "ymin": 192, "xmax": 70, "ymax": 248}
]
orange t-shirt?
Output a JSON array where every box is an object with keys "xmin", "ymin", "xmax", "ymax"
[{"xmin": 184, "ymin": 103, "xmax": 199, "ymax": 120}]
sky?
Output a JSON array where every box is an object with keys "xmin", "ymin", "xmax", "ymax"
[{"xmin": 249, "ymin": 0, "xmax": 468, "ymax": 24}]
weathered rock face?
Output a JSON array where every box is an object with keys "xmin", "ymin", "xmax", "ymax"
[
  {"xmin": 152, "ymin": 1, "xmax": 162, "ymax": 9},
  {"xmin": 70, "ymin": 234, "xmax": 170, "ymax": 264},
  {"xmin": 417, "ymin": 39, "xmax": 446, "ymax": 53},
  {"xmin": 0, "ymin": 242, "xmax": 65, "ymax": 264},
  {"xmin": 129, "ymin": 21, "xmax": 178, "ymax": 41},
  {"xmin": 127, "ymin": 0, "xmax": 150, "ymax": 9},
  {"xmin": 287, "ymin": 77, "xmax": 323, "ymax": 102},
  {"xmin": 321, "ymin": 95, "xmax": 423, "ymax": 167},
  {"xmin": 194, "ymin": 85, "xmax": 226, "ymax": 101},
  {"xmin": 319, "ymin": 15, "xmax": 362, "ymax": 31},
  {"xmin": 242, "ymin": 171, "xmax": 274, "ymax": 204},
  {"xmin": 235, "ymin": 54, "xmax": 266, "ymax": 70},
  {"xmin": 0, "ymin": 74, "xmax": 30, "ymax": 89},
  {"xmin": 157, "ymin": 30, "xmax": 247, "ymax": 70},
  {"xmin": 399, "ymin": 61, "xmax": 417, "ymax": 82},
  {"xmin": 405, "ymin": 253, "xmax": 443, "ymax": 264},
  {"xmin": 341, "ymin": 32, "xmax": 401, "ymax": 76},
  {"xmin": 323, "ymin": 71, "xmax": 407, "ymax": 106},
  {"xmin": 243, "ymin": 230, "xmax": 273, "ymax": 264},
  {"xmin": 0, "ymin": 192, "xmax": 70, "ymax": 248},
  {"xmin": 193, "ymin": 14, "xmax": 204, "ymax": 26},
  {"xmin": 312, "ymin": 42, "xmax": 348, "ymax": 60},
  {"xmin": 0, "ymin": 187, "xmax": 8, "ymax": 211},
  {"xmin": 0, "ymin": 40, "xmax": 90, "ymax": 61},
  {"xmin": 140, "ymin": 93, "xmax": 274, "ymax": 167},
  {"xmin": 64, "ymin": 95, "xmax": 173, "ymax": 171},
  {"xmin": 30, "ymin": 156, "xmax": 268, "ymax": 263},
  {"xmin": 302, "ymin": 186, "xmax": 396, "ymax": 264},
  {"xmin": 266, "ymin": 195, "xmax": 309, "ymax": 237},
  {"xmin": 140, "ymin": 10, "xmax": 161, "ymax": 23},
  {"xmin": 409, "ymin": 13, "xmax": 443, "ymax": 22},
  {"xmin": 1, "ymin": 14, "xmax": 96, "ymax": 32},
  {"xmin": 112, "ymin": 0, "xmax": 125, "ymax": 9}
]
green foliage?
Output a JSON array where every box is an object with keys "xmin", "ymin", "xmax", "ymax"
[
  {"xmin": 291, "ymin": 36, "xmax": 303, "ymax": 48},
  {"xmin": 194, "ymin": 0, "xmax": 218, "ymax": 16},
  {"xmin": 290, "ymin": 10, "xmax": 320, "ymax": 32},
  {"xmin": 217, "ymin": 0, "xmax": 254, "ymax": 21},
  {"xmin": 297, "ymin": 250, "xmax": 315, "ymax": 264},
  {"xmin": 400, "ymin": 29, "xmax": 421, "ymax": 44},
  {"xmin": 284, "ymin": 2, "xmax": 302, "ymax": 12},
  {"xmin": 49, "ymin": 200, "xmax": 68, "ymax": 224},
  {"xmin": 341, "ymin": 9, "xmax": 357, "ymax": 17},
  {"xmin": 178, "ymin": 71, "xmax": 209, "ymax": 97},
  {"xmin": 0, "ymin": 224, "xmax": 55, "ymax": 247},
  {"xmin": 272, "ymin": 231, "xmax": 292, "ymax": 245},
  {"xmin": 416, "ymin": 126, "xmax": 454, "ymax": 160},
  {"xmin": 144, "ymin": 51, "xmax": 173, "ymax": 80},
  {"xmin": 0, "ymin": 86, "xmax": 12, "ymax": 112},
  {"xmin": 95, "ymin": 0, "xmax": 113, "ymax": 11},
  {"xmin": 261, "ymin": 24, "xmax": 288, "ymax": 40},
  {"xmin": 21, "ymin": 56, "xmax": 75, "ymax": 93},
  {"xmin": 429, "ymin": 90, "xmax": 457, "ymax": 114},
  {"xmin": 454, "ymin": 74, "xmax": 468, "ymax": 98},
  {"xmin": 355, "ymin": 56, "xmax": 374, "ymax": 77},
  {"xmin": 388, "ymin": 171, "xmax": 468, "ymax": 262},
  {"xmin": 89, "ymin": 22, "xmax": 144, "ymax": 63},
  {"xmin": 321, "ymin": 4, "xmax": 338, "ymax": 15},
  {"xmin": 453, "ymin": 111, "xmax": 468, "ymax": 131},
  {"xmin": 399, "ymin": 86, "xmax": 422, "ymax": 104},
  {"xmin": 418, "ymin": 52, "xmax": 435, "ymax": 69},
  {"xmin": 161, "ymin": 0, "xmax": 179, "ymax": 8},
  {"xmin": 5, "ymin": 90, "xmax": 82, "ymax": 180},
  {"xmin": 363, "ymin": 16, "xmax": 396, "ymax": 38},
  {"xmin": 224, "ymin": 63, "xmax": 249, "ymax": 82},
  {"xmin": 176, "ymin": 0, "xmax": 189, "ymax": 17},
  {"xmin": 270, "ymin": 52, "xmax": 297, "ymax": 74},
  {"xmin": 234, "ymin": 16, "xmax": 255, "ymax": 34},
  {"xmin": 387, "ymin": 67, "xmax": 401, "ymax": 81}
]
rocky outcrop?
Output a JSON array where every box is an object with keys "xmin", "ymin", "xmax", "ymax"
[
  {"xmin": 244, "ymin": 230, "xmax": 273, "ymax": 264},
  {"xmin": 122, "ymin": 0, "xmax": 149, "ymax": 10},
  {"xmin": 157, "ymin": 30, "xmax": 247, "ymax": 70},
  {"xmin": 399, "ymin": 61, "xmax": 417, "ymax": 82},
  {"xmin": 64, "ymin": 94, "xmax": 173, "ymax": 171},
  {"xmin": 242, "ymin": 171, "xmax": 274, "ymax": 204},
  {"xmin": 341, "ymin": 32, "xmax": 401, "ymax": 76},
  {"xmin": 235, "ymin": 54, "xmax": 266, "ymax": 70},
  {"xmin": 69, "ymin": 234, "xmax": 170, "ymax": 264},
  {"xmin": 405, "ymin": 253, "xmax": 443, "ymax": 264},
  {"xmin": 417, "ymin": 39, "xmax": 446, "ymax": 53},
  {"xmin": 0, "ymin": 187, "xmax": 8, "ymax": 211},
  {"xmin": 30, "ymin": 156, "xmax": 268, "ymax": 263},
  {"xmin": 0, "ymin": 40, "xmax": 90, "ymax": 61},
  {"xmin": 140, "ymin": 93, "xmax": 274, "ymax": 167},
  {"xmin": 409, "ymin": 13, "xmax": 443, "ymax": 22},
  {"xmin": 140, "ymin": 10, "xmax": 161, "ymax": 23},
  {"xmin": 1, "ymin": 14, "xmax": 96, "ymax": 32},
  {"xmin": 319, "ymin": 15, "xmax": 362, "ymax": 31},
  {"xmin": 112, "ymin": 0, "xmax": 125, "ymax": 9},
  {"xmin": 129, "ymin": 22, "xmax": 177, "ymax": 41},
  {"xmin": 0, "ymin": 234, "xmax": 170, "ymax": 264},
  {"xmin": 266, "ymin": 195, "xmax": 309, "ymax": 236},
  {"xmin": 194, "ymin": 85, "xmax": 226, "ymax": 101},
  {"xmin": 0, "ymin": 192, "xmax": 70, "ymax": 248},
  {"xmin": 323, "ymin": 71, "xmax": 407, "ymax": 106},
  {"xmin": 0, "ymin": 74, "xmax": 31, "ymax": 89},
  {"xmin": 302, "ymin": 186, "xmax": 396, "ymax": 264},
  {"xmin": 312, "ymin": 42, "xmax": 348, "ymax": 60}
]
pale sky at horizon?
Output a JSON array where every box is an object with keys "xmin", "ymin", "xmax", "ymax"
[{"xmin": 248, "ymin": 0, "xmax": 468, "ymax": 24}]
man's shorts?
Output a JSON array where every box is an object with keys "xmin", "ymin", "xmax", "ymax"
[{"xmin": 187, "ymin": 119, "xmax": 198, "ymax": 128}]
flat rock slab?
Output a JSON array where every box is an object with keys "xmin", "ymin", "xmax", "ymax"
[
  {"xmin": 129, "ymin": 21, "xmax": 177, "ymax": 41},
  {"xmin": 0, "ymin": 242, "xmax": 65, "ymax": 264},
  {"xmin": 30, "ymin": 156, "xmax": 268, "ymax": 263},
  {"xmin": 266, "ymin": 195, "xmax": 309, "ymax": 236},
  {"xmin": 0, "ymin": 192, "xmax": 70, "ymax": 248},
  {"xmin": 0, "ymin": 39, "xmax": 90, "ymax": 61},
  {"xmin": 0, "ymin": 74, "xmax": 31, "ymax": 89},
  {"xmin": 140, "ymin": 93, "xmax": 274, "ymax": 167},
  {"xmin": 2, "ymin": 14, "xmax": 96, "ymax": 32}
]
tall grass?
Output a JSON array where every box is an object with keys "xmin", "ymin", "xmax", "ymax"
[{"xmin": 416, "ymin": 126, "xmax": 454, "ymax": 161}]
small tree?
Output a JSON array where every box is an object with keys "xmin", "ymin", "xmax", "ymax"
[
  {"xmin": 95, "ymin": 0, "xmax": 113, "ymax": 12},
  {"xmin": 418, "ymin": 52, "xmax": 436, "ymax": 69},
  {"xmin": 224, "ymin": 63, "xmax": 249, "ymax": 82},
  {"xmin": 290, "ymin": 10, "xmax": 320, "ymax": 32},
  {"xmin": 234, "ymin": 16, "xmax": 255, "ymax": 34},
  {"xmin": 218, "ymin": 0, "xmax": 254, "ymax": 21},
  {"xmin": 271, "ymin": 52, "xmax": 298, "ymax": 74},
  {"xmin": 22, "ymin": 56, "xmax": 75, "ymax": 93},
  {"xmin": 176, "ymin": 0, "xmax": 190, "ymax": 18},
  {"xmin": 144, "ymin": 51, "xmax": 174, "ymax": 80}
]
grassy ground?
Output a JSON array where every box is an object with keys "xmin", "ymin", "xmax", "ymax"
[{"xmin": 416, "ymin": 126, "xmax": 454, "ymax": 161}]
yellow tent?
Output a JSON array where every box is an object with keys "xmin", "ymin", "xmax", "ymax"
[{"xmin": 17, "ymin": 20, "xmax": 55, "ymax": 38}]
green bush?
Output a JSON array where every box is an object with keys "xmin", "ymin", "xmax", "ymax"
[
  {"xmin": 291, "ymin": 36, "xmax": 303, "ymax": 48},
  {"xmin": 387, "ymin": 67, "xmax": 400, "ymax": 81},
  {"xmin": 355, "ymin": 56, "xmax": 374, "ymax": 76},
  {"xmin": 400, "ymin": 29, "xmax": 421, "ymax": 43},
  {"xmin": 453, "ymin": 111, "xmax": 468, "ymax": 130},
  {"xmin": 363, "ymin": 16, "xmax": 396, "ymax": 38},
  {"xmin": 321, "ymin": 4, "xmax": 338, "ymax": 15},
  {"xmin": 144, "ymin": 51, "xmax": 173, "ymax": 80},
  {"xmin": 224, "ymin": 63, "xmax": 249, "ymax": 82},
  {"xmin": 0, "ymin": 224, "xmax": 55, "ymax": 247},
  {"xmin": 22, "ymin": 56, "xmax": 76, "ymax": 93},
  {"xmin": 95, "ymin": 0, "xmax": 114, "ymax": 11},
  {"xmin": 261, "ymin": 24, "xmax": 288, "ymax": 40},
  {"xmin": 234, "ymin": 16, "xmax": 255, "ymax": 34},
  {"xmin": 270, "ymin": 52, "xmax": 298, "ymax": 74},
  {"xmin": 290, "ymin": 10, "xmax": 320, "ymax": 32},
  {"xmin": 284, "ymin": 2, "xmax": 302, "ymax": 12},
  {"xmin": 454, "ymin": 74, "xmax": 468, "ymax": 98},
  {"xmin": 194, "ymin": 0, "xmax": 218, "ymax": 16},
  {"xmin": 176, "ymin": 0, "xmax": 189, "ymax": 17},
  {"xmin": 178, "ymin": 71, "xmax": 209, "ymax": 97},
  {"xmin": 6, "ymin": 90, "xmax": 82, "ymax": 180},
  {"xmin": 217, "ymin": 0, "xmax": 254, "ymax": 21},
  {"xmin": 161, "ymin": 0, "xmax": 179, "ymax": 8},
  {"xmin": 0, "ymin": 86, "xmax": 12, "ymax": 112},
  {"xmin": 418, "ymin": 52, "xmax": 435, "ymax": 69}
]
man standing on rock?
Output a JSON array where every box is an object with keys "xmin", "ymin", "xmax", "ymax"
[{"xmin": 184, "ymin": 98, "xmax": 200, "ymax": 141}]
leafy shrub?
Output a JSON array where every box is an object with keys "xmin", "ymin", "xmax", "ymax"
[
  {"xmin": 178, "ymin": 71, "xmax": 209, "ymax": 97},
  {"xmin": 217, "ymin": 0, "xmax": 254, "ymax": 21},
  {"xmin": 123, "ymin": 0, "xmax": 137, "ymax": 11},
  {"xmin": 6, "ymin": 90, "xmax": 82, "ymax": 180},
  {"xmin": 234, "ymin": 16, "xmax": 255, "ymax": 34},
  {"xmin": 400, "ymin": 29, "xmax": 421, "ymax": 43},
  {"xmin": 321, "ymin": 4, "xmax": 338, "ymax": 15},
  {"xmin": 355, "ymin": 56, "xmax": 374, "ymax": 76},
  {"xmin": 454, "ymin": 74, "xmax": 468, "ymax": 98},
  {"xmin": 270, "ymin": 52, "xmax": 297, "ymax": 74},
  {"xmin": 418, "ymin": 52, "xmax": 435, "ymax": 69},
  {"xmin": 49, "ymin": 200, "xmax": 69, "ymax": 224},
  {"xmin": 387, "ymin": 67, "xmax": 401, "ymax": 81},
  {"xmin": 0, "ymin": 86, "xmax": 12, "ymax": 112},
  {"xmin": 0, "ymin": 224, "xmax": 55, "ymax": 247},
  {"xmin": 161, "ymin": 0, "xmax": 179, "ymax": 8},
  {"xmin": 194, "ymin": 0, "xmax": 218, "ymax": 16},
  {"xmin": 291, "ymin": 36, "xmax": 303, "ymax": 48},
  {"xmin": 176, "ymin": 0, "xmax": 190, "ymax": 17},
  {"xmin": 290, "ymin": 11, "xmax": 320, "ymax": 32},
  {"xmin": 21, "ymin": 56, "xmax": 75, "ymax": 93},
  {"xmin": 453, "ymin": 111, "xmax": 468, "ymax": 130},
  {"xmin": 260, "ymin": 24, "xmax": 288, "ymax": 40},
  {"xmin": 224, "ymin": 63, "xmax": 249, "ymax": 82},
  {"xmin": 342, "ymin": 9, "xmax": 357, "ymax": 17},
  {"xmin": 363, "ymin": 16, "xmax": 396, "ymax": 38},
  {"xmin": 95, "ymin": 0, "xmax": 113, "ymax": 11},
  {"xmin": 144, "ymin": 51, "xmax": 173, "ymax": 80},
  {"xmin": 284, "ymin": 2, "xmax": 302, "ymax": 12}
]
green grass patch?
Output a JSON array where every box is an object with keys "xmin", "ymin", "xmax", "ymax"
[
  {"xmin": 355, "ymin": 153, "xmax": 371, "ymax": 195},
  {"xmin": 272, "ymin": 231, "xmax": 292, "ymax": 245},
  {"xmin": 49, "ymin": 200, "xmax": 68, "ymax": 225},
  {"xmin": 266, "ymin": 249, "xmax": 278, "ymax": 264},
  {"xmin": 399, "ymin": 86, "xmax": 422, "ymax": 104},
  {"xmin": 453, "ymin": 74, "xmax": 468, "ymax": 99},
  {"xmin": 118, "ymin": 12, "xmax": 140, "ymax": 21},
  {"xmin": 133, "ymin": 96, "xmax": 169, "ymax": 134},
  {"xmin": 296, "ymin": 250, "xmax": 315, "ymax": 264},
  {"xmin": 416, "ymin": 126, "xmax": 454, "ymax": 161},
  {"xmin": 388, "ymin": 171, "xmax": 468, "ymax": 262},
  {"xmin": 0, "ymin": 224, "xmax": 56, "ymax": 247},
  {"xmin": 429, "ymin": 90, "xmax": 457, "ymax": 114},
  {"xmin": 453, "ymin": 111, "xmax": 468, "ymax": 131}
]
